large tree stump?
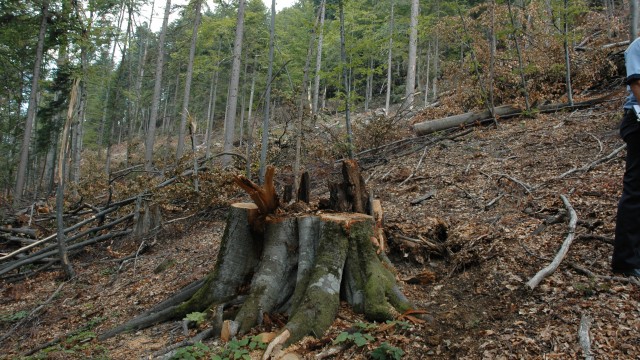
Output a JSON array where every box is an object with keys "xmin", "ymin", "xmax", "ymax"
[{"xmin": 99, "ymin": 164, "xmax": 414, "ymax": 350}]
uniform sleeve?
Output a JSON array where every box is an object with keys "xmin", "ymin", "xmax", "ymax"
[{"xmin": 625, "ymin": 39, "xmax": 640, "ymax": 84}]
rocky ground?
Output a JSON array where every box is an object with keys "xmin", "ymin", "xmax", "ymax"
[{"xmin": 1, "ymin": 89, "xmax": 639, "ymax": 359}]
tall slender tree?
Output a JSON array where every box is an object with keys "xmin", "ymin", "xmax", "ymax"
[
  {"xmin": 339, "ymin": 0, "xmax": 353, "ymax": 159},
  {"xmin": 385, "ymin": 0, "xmax": 394, "ymax": 115},
  {"xmin": 563, "ymin": 0, "xmax": 573, "ymax": 105},
  {"xmin": 405, "ymin": 0, "xmax": 419, "ymax": 107},
  {"xmin": 631, "ymin": 0, "xmax": 638, "ymax": 40},
  {"xmin": 259, "ymin": 0, "xmax": 276, "ymax": 181},
  {"xmin": 177, "ymin": 0, "xmax": 202, "ymax": 160},
  {"xmin": 222, "ymin": 0, "xmax": 247, "ymax": 167},
  {"xmin": 56, "ymin": 79, "xmax": 80, "ymax": 280},
  {"xmin": 14, "ymin": 0, "xmax": 48, "ymax": 206},
  {"xmin": 129, "ymin": 0, "xmax": 155, "ymax": 165},
  {"xmin": 312, "ymin": 0, "xmax": 326, "ymax": 116},
  {"xmin": 145, "ymin": 0, "xmax": 172, "ymax": 172}
]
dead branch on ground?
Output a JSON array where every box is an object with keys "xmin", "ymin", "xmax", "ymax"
[
  {"xmin": 557, "ymin": 144, "xmax": 626, "ymax": 179},
  {"xmin": 578, "ymin": 314, "xmax": 594, "ymax": 360},
  {"xmin": 526, "ymin": 195, "xmax": 577, "ymax": 290}
]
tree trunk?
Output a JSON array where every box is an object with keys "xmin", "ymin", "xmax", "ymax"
[
  {"xmin": 507, "ymin": 0, "xmax": 530, "ymax": 111},
  {"xmin": 222, "ymin": 0, "xmax": 246, "ymax": 167},
  {"xmin": 144, "ymin": 0, "xmax": 171, "ymax": 172},
  {"xmin": 176, "ymin": 0, "xmax": 202, "ymax": 160},
  {"xmin": 488, "ymin": 0, "xmax": 497, "ymax": 123},
  {"xmin": 294, "ymin": 4, "xmax": 321, "ymax": 199},
  {"xmin": 129, "ymin": 0, "xmax": 154, "ymax": 165},
  {"xmin": 99, "ymin": 163, "xmax": 413, "ymax": 347},
  {"xmin": 432, "ymin": 0, "xmax": 440, "ymax": 101},
  {"xmin": 55, "ymin": 79, "xmax": 80, "ymax": 280},
  {"xmin": 563, "ymin": 0, "xmax": 573, "ymax": 106},
  {"xmin": 385, "ymin": 0, "xmax": 394, "ymax": 115},
  {"xmin": 205, "ymin": 66, "xmax": 220, "ymax": 159},
  {"xmin": 339, "ymin": 0, "xmax": 353, "ymax": 159},
  {"xmin": 406, "ymin": 0, "xmax": 419, "ymax": 107},
  {"xmin": 14, "ymin": 0, "xmax": 48, "ymax": 206},
  {"xmin": 312, "ymin": 0, "xmax": 326, "ymax": 116},
  {"xmin": 424, "ymin": 41, "xmax": 431, "ymax": 106},
  {"xmin": 259, "ymin": 0, "xmax": 276, "ymax": 182},
  {"xmin": 239, "ymin": 53, "xmax": 249, "ymax": 147},
  {"xmin": 631, "ymin": 0, "xmax": 638, "ymax": 40}
]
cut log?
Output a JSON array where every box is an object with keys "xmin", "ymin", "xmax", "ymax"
[
  {"xmin": 413, "ymin": 96, "xmax": 613, "ymax": 136},
  {"xmin": 414, "ymin": 105, "xmax": 520, "ymax": 135}
]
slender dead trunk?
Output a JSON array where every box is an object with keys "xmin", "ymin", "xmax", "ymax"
[
  {"xmin": 177, "ymin": 0, "xmax": 202, "ymax": 160},
  {"xmin": 56, "ymin": 79, "xmax": 80, "ymax": 280},
  {"xmin": 14, "ymin": 0, "xmax": 48, "ymax": 206}
]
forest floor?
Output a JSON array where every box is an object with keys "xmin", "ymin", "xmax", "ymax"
[{"xmin": 2, "ymin": 89, "xmax": 640, "ymax": 359}]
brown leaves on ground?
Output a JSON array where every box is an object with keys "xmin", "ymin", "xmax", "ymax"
[{"xmin": 2, "ymin": 93, "xmax": 640, "ymax": 359}]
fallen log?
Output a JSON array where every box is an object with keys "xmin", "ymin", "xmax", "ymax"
[
  {"xmin": 413, "ymin": 96, "xmax": 613, "ymax": 136},
  {"xmin": 0, "ymin": 227, "xmax": 37, "ymax": 238},
  {"xmin": 0, "ymin": 230, "xmax": 132, "ymax": 277}
]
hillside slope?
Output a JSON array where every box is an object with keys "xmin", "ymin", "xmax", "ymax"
[{"xmin": 1, "ymin": 90, "xmax": 638, "ymax": 359}]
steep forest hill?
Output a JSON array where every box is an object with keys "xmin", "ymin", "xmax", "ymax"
[
  {"xmin": 2, "ymin": 0, "xmax": 640, "ymax": 359},
  {"xmin": 1, "ymin": 85, "xmax": 638, "ymax": 359}
]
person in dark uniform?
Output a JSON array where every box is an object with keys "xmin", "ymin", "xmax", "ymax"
[{"xmin": 613, "ymin": 37, "xmax": 640, "ymax": 277}]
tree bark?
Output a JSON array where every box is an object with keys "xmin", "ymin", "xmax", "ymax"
[
  {"xmin": 14, "ymin": 0, "xmax": 48, "ymax": 206},
  {"xmin": 222, "ymin": 0, "xmax": 246, "ymax": 167},
  {"xmin": 205, "ymin": 56, "xmax": 221, "ymax": 159},
  {"xmin": 144, "ymin": 0, "xmax": 171, "ymax": 172},
  {"xmin": 312, "ymin": 0, "xmax": 326, "ymax": 116},
  {"xmin": 176, "ymin": 0, "xmax": 202, "ymax": 160},
  {"xmin": 385, "ymin": 0, "xmax": 394, "ymax": 115},
  {"xmin": 339, "ymin": 0, "xmax": 353, "ymax": 159},
  {"xmin": 259, "ymin": 0, "xmax": 276, "ymax": 181},
  {"xmin": 405, "ymin": 0, "xmax": 419, "ymax": 107},
  {"xmin": 631, "ymin": 0, "xmax": 638, "ymax": 40},
  {"xmin": 100, "ymin": 164, "xmax": 412, "ymax": 347}
]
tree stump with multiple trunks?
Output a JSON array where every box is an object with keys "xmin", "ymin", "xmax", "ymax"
[{"xmin": 99, "ymin": 160, "xmax": 414, "ymax": 349}]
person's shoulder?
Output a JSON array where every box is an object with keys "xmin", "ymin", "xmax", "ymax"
[{"xmin": 628, "ymin": 37, "xmax": 640, "ymax": 53}]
